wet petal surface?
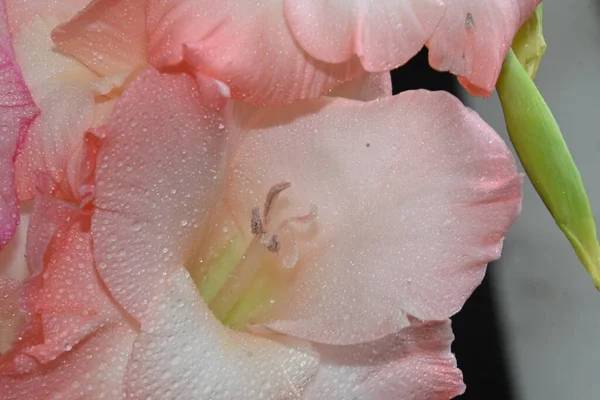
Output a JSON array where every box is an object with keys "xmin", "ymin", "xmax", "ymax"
[
  {"xmin": 147, "ymin": 0, "xmax": 363, "ymax": 104},
  {"xmin": 427, "ymin": 0, "xmax": 542, "ymax": 95},
  {"xmin": 92, "ymin": 68, "xmax": 229, "ymax": 318},
  {"xmin": 0, "ymin": 1, "xmax": 39, "ymax": 249},
  {"xmin": 305, "ymin": 319, "xmax": 464, "ymax": 399},
  {"xmin": 124, "ymin": 268, "xmax": 319, "ymax": 400},
  {"xmin": 226, "ymin": 91, "xmax": 522, "ymax": 344},
  {"xmin": 284, "ymin": 0, "xmax": 445, "ymax": 71}
]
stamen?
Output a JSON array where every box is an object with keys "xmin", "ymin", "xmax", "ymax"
[
  {"xmin": 248, "ymin": 183, "xmax": 316, "ymax": 266},
  {"xmin": 263, "ymin": 181, "xmax": 291, "ymax": 224},
  {"xmin": 250, "ymin": 207, "xmax": 263, "ymax": 236},
  {"xmin": 264, "ymin": 235, "xmax": 281, "ymax": 253}
]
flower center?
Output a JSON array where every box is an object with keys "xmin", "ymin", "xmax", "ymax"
[{"xmin": 187, "ymin": 182, "xmax": 317, "ymax": 329}]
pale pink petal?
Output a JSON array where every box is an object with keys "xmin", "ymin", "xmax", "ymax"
[
  {"xmin": 284, "ymin": 0, "xmax": 445, "ymax": 71},
  {"xmin": 4, "ymin": 0, "xmax": 91, "ymax": 34},
  {"xmin": 147, "ymin": 0, "xmax": 363, "ymax": 104},
  {"xmin": 327, "ymin": 72, "xmax": 392, "ymax": 101},
  {"xmin": 427, "ymin": 0, "xmax": 541, "ymax": 96},
  {"xmin": 305, "ymin": 319, "xmax": 464, "ymax": 399},
  {"xmin": 0, "ymin": 1, "xmax": 39, "ymax": 249},
  {"xmin": 0, "ymin": 323, "xmax": 136, "ymax": 400},
  {"xmin": 0, "ymin": 278, "xmax": 24, "ymax": 354},
  {"xmin": 92, "ymin": 68, "xmax": 230, "ymax": 318},
  {"xmin": 226, "ymin": 91, "xmax": 522, "ymax": 345},
  {"xmin": 52, "ymin": 0, "xmax": 147, "ymax": 77},
  {"xmin": 12, "ymin": 18, "xmax": 97, "ymax": 200},
  {"xmin": 125, "ymin": 267, "xmax": 319, "ymax": 400}
]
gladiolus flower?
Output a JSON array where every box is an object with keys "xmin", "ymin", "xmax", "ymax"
[
  {"xmin": 77, "ymin": 68, "xmax": 518, "ymax": 399},
  {"xmin": 0, "ymin": 0, "xmax": 527, "ymax": 398}
]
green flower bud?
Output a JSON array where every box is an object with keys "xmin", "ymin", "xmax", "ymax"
[{"xmin": 496, "ymin": 48, "xmax": 600, "ymax": 289}]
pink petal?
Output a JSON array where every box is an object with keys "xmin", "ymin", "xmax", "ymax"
[
  {"xmin": 147, "ymin": 0, "xmax": 363, "ymax": 104},
  {"xmin": 427, "ymin": 0, "xmax": 542, "ymax": 96},
  {"xmin": 4, "ymin": 0, "xmax": 91, "ymax": 35},
  {"xmin": 124, "ymin": 267, "xmax": 319, "ymax": 400},
  {"xmin": 1, "ymin": 168, "xmax": 136, "ymax": 398},
  {"xmin": 283, "ymin": 0, "xmax": 445, "ymax": 71},
  {"xmin": 23, "ymin": 198, "xmax": 119, "ymax": 364},
  {"xmin": 0, "ymin": 202, "xmax": 31, "ymax": 281},
  {"xmin": 0, "ymin": 1, "xmax": 39, "ymax": 249},
  {"xmin": 14, "ymin": 84, "xmax": 95, "ymax": 200},
  {"xmin": 0, "ymin": 323, "xmax": 136, "ymax": 399},
  {"xmin": 305, "ymin": 319, "xmax": 464, "ymax": 399},
  {"xmin": 92, "ymin": 68, "xmax": 230, "ymax": 319},
  {"xmin": 16, "ymin": 131, "xmax": 98, "ymax": 281},
  {"xmin": 0, "ymin": 172, "xmax": 127, "ymax": 368},
  {"xmin": 226, "ymin": 91, "xmax": 522, "ymax": 345},
  {"xmin": 0, "ymin": 277, "xmax": 24, "ymax": 354},
  {"xmin": 1, "ymin": 129, "xmax": 131, "ymax": 378},
  {"xmin": 12, "ymin": 18, "xmax": 97, "ymax": 200},
  {"xmin": 51, "ymin": 0, "xmax": 147, "ymax": 77}
]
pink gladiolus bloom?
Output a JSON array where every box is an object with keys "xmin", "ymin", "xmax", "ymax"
[{"xmin": 0, "ymin": 0, "xmax": 527, "ymax": 398}]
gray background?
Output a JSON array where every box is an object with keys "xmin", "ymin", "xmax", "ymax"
[{"xmin": 464, "ymin": 1, "xmax": 600, "ymax": 398}]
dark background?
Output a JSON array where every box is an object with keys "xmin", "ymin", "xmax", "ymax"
[{"xmin": 390, "ymin": 48, "xmax": 515, "ymax": 400}]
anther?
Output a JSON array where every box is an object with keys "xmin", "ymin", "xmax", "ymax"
[
  {"xmin": 264, "ymin": 235, "xmax": 281, "ymax": 253},
  {"xmin": 248, "ymin": 182, "xmax": 298, "ymax": 256},
  {"xmin": 250, "ymin": 207, "xmax": 263, "ymax": 236}
]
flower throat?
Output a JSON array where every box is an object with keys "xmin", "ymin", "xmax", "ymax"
[{"xmin": 191, "ymin": 182, "xmax": 317, "ymax": 329}]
